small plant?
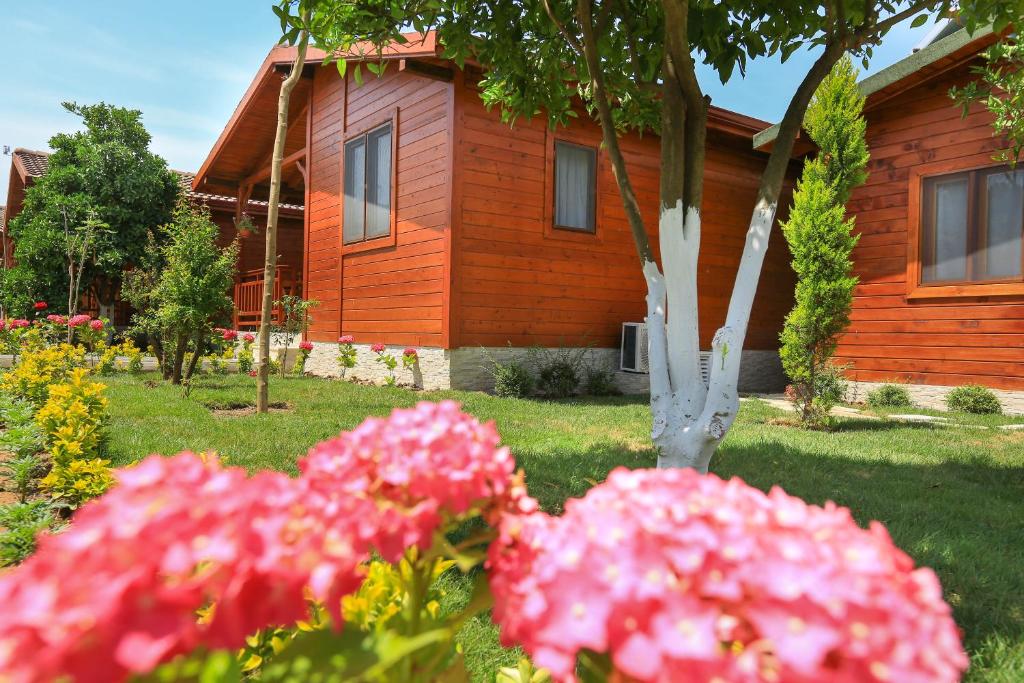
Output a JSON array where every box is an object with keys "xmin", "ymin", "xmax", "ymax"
[
  {"xmin": 946, "ymin": 385, "xmax": 1002, "ymax": 415},
  {"xmin": 372, "ymin": 343, "xmax": 398, "ymax": 386},
  {"xmin": 492, "ymin": 360, "xmax": 534, "ymax": 398},
  {"xmin": 296, "ymin": 340, "xmax": 314, "ymax": 375},
  {"xmin": 867, "ymin": 384, "xmax": 912, "ymax": 409},
  {"xmin": 1, "ymin": 455, "xmax": 43, "ymax": 504},
  {"xmin": 528, "ymin": 345, "xmax": 587, "ymax": 399},
  {"xmin": 0, "ymin": 501, "xmax": 54, "ymax": 567},
  {"xmin": 272, "ymin": 296, "xmax": 319, "ymax": 377},
  {"xmin": 785, "ymin": 363, "xmax": 848, "ymax": 428},
  {"xmin": 583, "ymin": 359, "xmax": 619, "ymax": 397},
  {"xmin": 337, "ymin": 335, "xmax": 357, "ymax": 379},
  {"xmin": 402, "ymin": 347, "xmax": 418, "ymax": 371},
  {"xmin": 39, "ymin": 457, "xmax": 115, "ymax": 510}
]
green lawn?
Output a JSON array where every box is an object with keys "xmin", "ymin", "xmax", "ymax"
[{"xmin": 102, "ymin": 373, "xmax": 1024, "ymax": 681}]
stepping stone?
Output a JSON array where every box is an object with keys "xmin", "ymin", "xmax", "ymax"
[
  {"xmin": 998, "ymin": 424, "xmax": 1024, "ymax": 431},
  {"xmin": 889, "ymin": 414, "xmax": 948, "ymax": 423}
]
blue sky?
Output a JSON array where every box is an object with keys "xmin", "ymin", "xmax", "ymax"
[{"xmin": 0, "ymin": 2, "xmax": 941, "ymax": 204}]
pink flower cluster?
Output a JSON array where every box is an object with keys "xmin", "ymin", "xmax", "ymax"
[
  {"xmin": 299, "ymin": 341, "xmax": 314, "ymax": 352},
  {"xmin": 68, "ymin": 314, "xmax": 92, "ymax": 328},
  {"xmin": 0, "ymin": 402, "xmax": 525, "ymax": 683},
  {"xmin": 216, "ymin": 328, "xmax": 238, "ymax": 342},
  {"xmin": 301, "ymin": 400, "xmax": 534, "ymax": 559},
  {"xmin": 488, "ymin": 467, "xmax": 967, "ymax": 683},
  {"xmin": 242, "ymin": 333, "xmax": 255, "ymax": 343},
  {"xmin": 338, "ymin": 335, "xmax": 355, "ymax": 344},
  {"xmin": 403, "ymin": 347, "xmax": 418, "ymax": 359},
  {"xmin": 370, "ymin": 342, "xmax": 386, "ymax": 354},
  {"xmin": 45, "ymin": 314, "xmax": 67, "ymax": 325},
  {"xmin": 3, "ymin": 319, "xmax": 31, "ymax": 330},
  {"xmin": 89, "ymin": 319, "xmax": 104, "ymax": 331}
]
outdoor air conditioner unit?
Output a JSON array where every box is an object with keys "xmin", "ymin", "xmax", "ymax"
[
  {"xmin": 620, "ymin": 322, "xmax": 649, "ymax": 373},
  {"xmin": 621, "ymin": 321, "xmax": 713, "ymax": 387}
]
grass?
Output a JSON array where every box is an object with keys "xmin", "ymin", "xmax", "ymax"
[{"xmin": 102, "ymin": 373, "xmax": 1024, "ymax": 681}]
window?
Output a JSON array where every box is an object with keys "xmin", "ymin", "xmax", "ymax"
[
  {"xmin": 553, "ymin": 140, "xmax": 597, "ymax": 232},
  {"xmin": 343, "ymin": 122, "xmax": 393, "ymax": 244},
  {"xmin": 921, "ymin": 167, "xmax": 1024, "ymax": 284}
]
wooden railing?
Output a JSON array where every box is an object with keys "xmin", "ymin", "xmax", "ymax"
[{"xmin": 233, "ymin": 266, "xmax": 301, "ymax": 329}]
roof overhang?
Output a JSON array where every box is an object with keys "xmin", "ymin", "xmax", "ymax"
[{"xmin": 752, "ymin": 24, "xmax": 999, "ymax": 152}]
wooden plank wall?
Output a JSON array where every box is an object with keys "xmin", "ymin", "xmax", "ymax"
[
  {"xmin": 304, "ymin": 66, "xmax": 451, "ymax": 346},
  {"xmin": 450, "ymin": 79, "xmax": 794, "ymax": 350},
  {"xmin": 211, "ymin": 211, "xmax": 304, "ymax": 276},
  {"xmin": 838, "ymin": 61, "xmax": 1024, "ymax": 390}
]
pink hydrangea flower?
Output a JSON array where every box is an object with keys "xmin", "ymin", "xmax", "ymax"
[
  {"xmin": 403, "ymin": 348, "xmax": 418, "ymax": 359},
  {"xmin": 301, "ymin": 401, "xmax": 533, "ymax": 560},
  {"xmin": 46, "ymin": 314, "xmax": 68, "ymax": 325},
  {"xmin": 338, "ymin": 335, "xmax": 355, "ymax": 344},
  {"xmin": 488, "ymin": 468, "xmax": 968, "ymax": 683},
  {"xmin": 0, "ymin": 454, "xmax": 373, "ymax": 683},
  {"xmin": 299, "ymin": 341, "xmax": 314, "ymax": 352},
  {"xmin": 242, "ymin": 333, "xmax": 255, "ymax": 343},
  {"xmin": 10, "ymin": 319, "xmax": 30, "ymax": 329},
  {"xmin": 68, "ymin": 314, "xmax": 92, "ymax": 328},
  {"xmin": 89, "ymin": 319, "xmax": 104, "ymax": 331},
  {"xmin": 370, "ymin": 342, "xmax": 386, "ymax": 354}
]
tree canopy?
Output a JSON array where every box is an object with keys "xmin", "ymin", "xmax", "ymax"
[{"xmin": 3, "ymin": 102, "xmax": 179, "ymax": 316}]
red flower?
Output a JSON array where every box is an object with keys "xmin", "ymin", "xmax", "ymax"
[
  {"xmin": 221, "ymin": 329, "xmax": 238, "ymax": 342},
  {"xmin": 488, "ymin": 468, "xmax": 967, "ymax": 682},
  {"xmin": 338, "ymin": 335, "xmax": 355, "ymax": 345},
  {"xmin": 403, "ymin": 348, "xmax": 418, "ymax": 359},
  {"xmin": 89, "ymin": 320, "xmax": 104, "ymax": 332},
  {"xmin": 248, "ymin": 369, "xmax": 258, "ymax": 377},
  {"xmin": 33, "ymin": 301, "xmax": 48, "ymax": 311},
  {"xmin": 242, "ymin": 333, "xmax": 255, "ymax": 343},
  {"xmin": 370, "ymin": 342, "xmax": 386, "ymax": 354},
  {"xmin": 299, "ymin": 341, "xmax": 314, "ymax": 352}
]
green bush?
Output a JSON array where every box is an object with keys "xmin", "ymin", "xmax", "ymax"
[
  {"xmin": 0, "ymin": 501, "xmax": 54, "ymax": 567},
  {"xmin": 583, "ymin": 362, "xmax": 619, "ymax": 397},
  {"xmin": 946, "ymin": 385, "xmax": 1002, "ymax": 415},
  {"xmin": 867, "ymin": 384, "xmax": 912, "ymax": 409},
  {"xmin": 493, "ymin": 361, "xmax": 534, "ymax": 398},
  {"xmin": 529, "ymin": 346, "xmax": 587, "ymax": 399}
]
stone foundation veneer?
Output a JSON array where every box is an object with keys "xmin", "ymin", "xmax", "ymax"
[
  {"xmin": 298, "ymin": 343, "xmax": 787, "ymax": 395},
  {"xmin": 847, "ymin": 380, "xmax": 1024, "ymax": 416}
]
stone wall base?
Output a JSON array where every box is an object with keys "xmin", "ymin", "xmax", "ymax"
[
  {"xmin": 848, "ymin": 380, "xmax": 1024, "ymax": 416},
  {"xmin": 299, "ymin": 343, "xmax": 786, "ymax": 395}
]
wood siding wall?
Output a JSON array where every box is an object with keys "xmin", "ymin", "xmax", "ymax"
[
  {"xmin": 839, "ymin": 61, "xmax": 1024, "ymax": 390},
  {"xmin": 304, "ymin": 65, "xmax": 451, "ymax": 346},
  {"xmin": 210, "ymin": 211, "xmax": 304, "ymax": 277},
  {"xmin": 450, "ymin": 78, "xmax": 794, "ymax": 350}
]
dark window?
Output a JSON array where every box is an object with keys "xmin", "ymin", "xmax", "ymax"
[
  {"xmin": 343, "ymin": 122, "xmax": 393, "ymax": 244},
  {"xmin": 921, "ymin": 167, "xmax": 1024, "ymax": 283},
  {"xmin": 553, "ymin": 140, "xmax": 597, "ymax": 232}
]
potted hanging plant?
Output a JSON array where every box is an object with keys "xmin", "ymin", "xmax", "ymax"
[{"xmin": 234, "ymin": 213, "xmax": 258, "ymax": 239}]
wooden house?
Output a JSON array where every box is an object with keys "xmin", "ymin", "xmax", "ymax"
[
  {"xmin": 758, "ymin": 24, "xmax": 1024, "ymax": 412},
  {"xmin": 192, "ymin": 33, "xmax": 796, "ymax": 392}
]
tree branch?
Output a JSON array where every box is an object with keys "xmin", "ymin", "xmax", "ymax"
[{"xmin": 543, "ymin": 0, "xmax": 583, "ymax": 55}]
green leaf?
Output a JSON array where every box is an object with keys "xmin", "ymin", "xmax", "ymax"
[{"xmin": 910, "ymin": 14, "xmax": 929, "ymax": 29}]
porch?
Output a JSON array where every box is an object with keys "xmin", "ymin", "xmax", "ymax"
[{"xmin": 232, "ymin": 265, "xmax": 302, "ymax": 330}]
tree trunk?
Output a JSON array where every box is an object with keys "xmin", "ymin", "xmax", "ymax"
[
  {"xmin": 183, "ymin": 329, "xmax": 205, "ymax": 381},
  {"xmin": 257, "ymin": 17, "xmax": 310, "ymax": 413},
  {"xmin": 170, "ymin": 331, "xmax": 188, "ymax": 385}
]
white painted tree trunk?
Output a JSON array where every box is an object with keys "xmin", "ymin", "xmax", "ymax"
[{"xmin": 649, "ymin": 197, "xmax": 778, "ymax": 473}]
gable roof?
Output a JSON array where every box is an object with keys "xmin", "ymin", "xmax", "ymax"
[{"xmin": 752, "ymin": 24, "xmax": 999, "ymax": 151}]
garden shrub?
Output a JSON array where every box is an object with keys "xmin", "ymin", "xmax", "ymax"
[
  {"xmin": 946, "ymin": 385, "xmax": 1002, "ymax": 415},
  {"xmin": 0, "ymin": 344, "xmax": 85, "ymax": 406},
  {"xmin": 867, "ymin": 384, "xmax": 913, "ymax": 409},
  {"xmin": 583, "ymin": 360, "xmax": 619, "ymax": 396},
  {"xmin": 39, "ymin": 458, "xmax": 114, "ymax": 510},
  {"xmin": 336, "ymin": 335, "xmax": 356, "ymax": 378},
  {"xmin": 492, "ymin": 360, "xmax": 534, "ymax": 398},
  {"xmin": 0, "ymin": 501, "xmax": 54, "ymax": 567},
  {"xmin": 529, "ymin": 345, "xmax": 587, "ymax": 398}
]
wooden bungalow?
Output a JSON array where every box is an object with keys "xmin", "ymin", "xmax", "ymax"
[
  {"xmin": 1, "ymin": 148, "xmax": 305, "ymax": 328},
  {"xmin": 194, "ymin": 33, "xmax": 796, "ymax": 392},
  {"xmin": 757, "ymin": 24, "xmax": 1024, "ymax": 412}
]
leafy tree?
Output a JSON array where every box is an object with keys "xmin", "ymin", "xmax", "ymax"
[
  {"xmin": 780, "ymin": 56, "xmax": 869, "ymax": 426},
  {"xmin": 126, "ymin": 200, "xmax": 238, "ymax": 384},
  {"xmin": 3, "ymin": 102, "xmax": 179, "ymax": 317},
  {"xmin": 951, "ymin": 37, "xmax": 1024, "ymax": 166},
  {"xmin": 275, "ymin": 0, "xmax": 1021, "ymax": 471}
]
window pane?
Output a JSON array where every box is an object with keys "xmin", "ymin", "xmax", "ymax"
[
  {"xmin": 343, "ymin": 137, "xmax": 366, "ymax": 244},
  {"xmin": 366, "ymin": 124, "xmax": 392, "ymax": 239},
  {"xmin": 554, "ymin": 141, "xmax": 596, "ymax": 232},
  {"xmin": 923, "ymin": 177, "xmax": 968, "ymax": 282},
  {"xmin": 982, "ymin": 170, "xmax": 1023, "ymax": 279}
]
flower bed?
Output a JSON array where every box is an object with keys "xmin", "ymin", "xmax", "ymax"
[{"xmin": 0, "ymin": 401, "xmax": 967, "ymax": 682}]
